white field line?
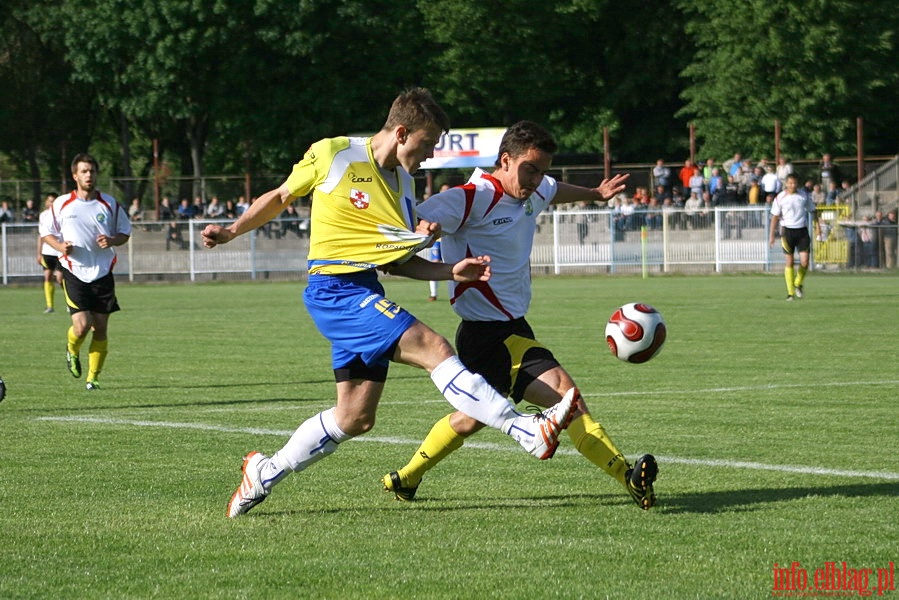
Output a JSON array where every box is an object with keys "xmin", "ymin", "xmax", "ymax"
[
  {"xmin": 196, "ymin": 378, "xmax": 899, "ymax": 412},
  {"xmin": 35, "ymin": 415, "xmax": 899, "ymax": 481}
]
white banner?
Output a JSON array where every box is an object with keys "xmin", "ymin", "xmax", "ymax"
[{"xmin": 420, "ymin": 127, "xmax": 506, "ymax": 169}]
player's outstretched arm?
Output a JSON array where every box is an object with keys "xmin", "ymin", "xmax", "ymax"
[
  {"xmin": 553, "ymin": 173, "xmax": 630, "ymax": 206},
  {"xmin": 386, "ymin": 254, "xmax": 490, "ymax": 282},
  {"xmin": 202, "ymin": 184, "xmax": 294, "ymax": 248}
]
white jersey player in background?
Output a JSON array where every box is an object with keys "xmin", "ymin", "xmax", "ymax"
[
  {"xmin": 384, "ymin": 120, "xmax": 660, "ymax": 510},
  {"xmin": 39, "ymin": 153, "xmax": 131, "ymax": 390},
  {"xmin": 768, "ymin": 173, "xmax": 821, "ymax": 301}
]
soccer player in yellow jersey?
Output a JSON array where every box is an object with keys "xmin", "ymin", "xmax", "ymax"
[{"xmin": 202, "ymin": 88, "xmax": 577, "ymax": 518}]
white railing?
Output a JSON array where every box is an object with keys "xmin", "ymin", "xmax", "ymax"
[{"xmin": 2, "ymin": 207, "xmax": 881, "ymax": 284}]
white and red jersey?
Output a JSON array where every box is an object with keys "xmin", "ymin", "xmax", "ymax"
[
  {"xmin": 38, "ymin": 209, "xmax": 62, "ymax": 257},
  {"xmin": 771, "ymin": 191, "xmax": 815, "ymax": 229},
  {"xmin": 417, "ymin": 168, "xmax": 558, "ymax": 321},
  {"xmin": 39, "ymin": 191, "xmax": 131, "ymax": 282}
]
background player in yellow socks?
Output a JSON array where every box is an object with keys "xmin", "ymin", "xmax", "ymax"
[
  {"xmin": 383, "ymin": 121, "xmax": 658, "ymax": 510},
  {"xmin": 38, "ymin": 194, "xmax": 63, "ymax": 313},
  {"xmin": 39, "ymin": 154, "xmax": 132, "ymax": 390},
  {"xmin": 768, "ymin": 173, "xmax": 821, "ymax": 301}
]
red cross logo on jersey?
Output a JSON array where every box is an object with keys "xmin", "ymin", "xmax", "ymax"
[{"xmin": 350, "ymin": 189, "xmax": 370, "ymax": 210}]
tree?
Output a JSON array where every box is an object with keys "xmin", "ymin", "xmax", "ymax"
[
  {"xmin": 0, "ymin": 1, "xmax": 94, "ymax": 200},
  {"xmin": 677, "ymin": 0, "xmax": 899, "ymax": 162}
]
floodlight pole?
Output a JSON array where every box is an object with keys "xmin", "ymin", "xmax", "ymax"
[
  {"xmin": 603, "ymin": 127, "xmax": 610, "ymax": 180},
  {"xmin": 774, "ymin": 120, "xmax": 781, "ymax": 165}
]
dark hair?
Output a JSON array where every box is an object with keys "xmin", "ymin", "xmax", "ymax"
[
  {"xmin": 70, "ymin": 153, "xmax": 99, "ymax": 174},
  {"xmin": 383, "ymin": 87, "xmax": 450, "ymax": 135},
  {"xmin": 495, "ymin": 121, "xmax": 558, "ymax": 167}
]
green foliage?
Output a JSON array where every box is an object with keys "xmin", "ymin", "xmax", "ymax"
[
  {"xmin": 1, "ymin": 0, "xmax": 896, "ymax": 189},
  {"xmin": 677, "ymin": 0, "xmax": 899, "ymax": 161},
  {"xmin": 0, "ymin": 274, "xmax": 896, "ymax": 598}
]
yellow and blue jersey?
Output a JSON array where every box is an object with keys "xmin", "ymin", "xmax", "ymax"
[{"xmin": 286, "ymin": 136, "xmax": 430, "ymax": 275}]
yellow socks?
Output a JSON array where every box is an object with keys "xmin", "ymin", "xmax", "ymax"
[
  {"xmin": 567, "ymin": 413, "xmax": 629, "ymax": 487},
  {"xmin": 784, "ymin": 266, "xmax": 796, "ymax": 296},
  {"xmin": 794, "ymin": 265, "xmax": 807, "ymax": 288},
  {"xmin": 87, "ymin": 338, "xmax": 108, "ymax": 383},
  {"xmin": 397, "ymin": 414, "xmax": 465, "ymax": 487},
  {"xmin": 67, "ymin": 327, "xmax": 86, "ymax": 356},
  {"xmin": 43, "ymin": 281, "xmax": 55, "ymax": 309}
]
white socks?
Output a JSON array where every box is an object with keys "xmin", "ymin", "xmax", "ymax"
[
  {"xmin": 271, "ymin": 407, "xmax": 351, "ymax": 476},
  {"xmin": 429, "ymin": 356, "xmax": 520, "ymax": 431}
]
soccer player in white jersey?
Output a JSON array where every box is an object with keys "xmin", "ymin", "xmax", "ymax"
[
  {"xmin": 38, "ymin": 194, "xmax": 64, "ymax": 313},
  {"xmin": 201, "ymin": 89, "xmax": 577, "ymax": 518},
  {"xmin": 39, "ymin": 154, "xmax": 132, "ymax": 390},
  {"xmin": 383, "ymin": 120, "xmax": 660, "ymax": 510},
  {"xmin": 768, "ymin": 173, "xmax": 821, "ymax": 301}
]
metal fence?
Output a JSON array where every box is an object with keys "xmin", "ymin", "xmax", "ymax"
[{"xmin": 6, "ymin": 205, "xmax": 892, "ymax": 285}]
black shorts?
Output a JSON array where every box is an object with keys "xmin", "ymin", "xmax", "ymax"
[
  {"xmin": 41, "ymin": 254, "xmax": 61, "ymax": 272},
  {"xmin": 455, "ymin": 317, "xmax": 559, "ymax": 403},
  {"xmin": 781, "ymin": 226, "xmax": 811, "ymax": 255},
  {"xmin": 61, "ymin": 269, "xmax": 121, "ymax": 315}
]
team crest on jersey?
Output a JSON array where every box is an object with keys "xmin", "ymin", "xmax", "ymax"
[
  {"xmin": 96, "ymin": 214, "xmax": 107, "ymax": 224},
  {"xmin": 350, "ymin": 189, "xmax": 370, "ymax": 209},
  {"xmin": 524, "ymin": 199, "xmax": 534, "ymax": 216}
]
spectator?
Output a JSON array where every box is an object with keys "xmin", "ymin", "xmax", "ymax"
[
  {"xmin": 652, "ymin": 159, "xmax": 671, "ymax": 193},
  {"xmin": 824, "ymin": 180, "xmax": 840, "ymax": 205},
  {"xmin": 279, "ymin": 204, "xmax": 304, "ymax": 238},
  {"xmin": 761, "ymin": 166, "xmax": 781, "ymax": 203},
  {"xmin": 881, "ymin": 209, "xmax": 897, "ymax": 269},
  {"xmin": 644, "ymin": 196, "xmax": 662, "ymax": 230},
  {"xmin": 159, "ymin": 197, "xmax": 176, "ymax": 220},
  {"xmin": 859, "ymin": 216, "xmax": 877, "ymax": 268},
  {"xmin": 718, "ymin": 175, "xmax": 740, "ymax": 206},
  {"xmin": 684, "ymin": 192, "xmax": 702, "ymax": 229},
  {"xmin": 811, "ymin": 184, "xmax": 825, "ymax": 206},
  {"xmin": 177, "ymin": 198, "xmax": 196, "ymax": 220},
  {"xmin": 776, "ymin": 156, "xmax": 793, "ymax": 184},
  {"xmin": 688, "ymin": 167, "xmax": 705, "ymax": 200},
  {"xmin": 653, "ymin": 184, "xmax": 671, "ymax": 205},
  {"xmin": 0, "ymin": 200, "xmax": 15, "ymax": 223},
  {"xmin": 819, "ymin": 153, "xmax": 841, "ymax": 189},
  {"xmin": 165, "ymin": 221, "xmax": 187, "ymax": 250},
  {"xmin": 192, "ymin": 195, "xmax": 206, "ymax": 217},
  {"xmin": 871, "ymin": 210, "xmax": 885, "ymax": 268},
  {"xmin": 620, "ymin": 194, "xmax": 636, "ymax": 231},
  {"xmin": 708, "ymin": 167, "xmax": 724, "ymax": 204},
  {"xmin": 128, "ymin": 198, "xmax": 144, "ymax": 222},
  {"xmin": 236, "ymin": 195, "xmax": 250, "ymax": 216},
  {"xmin": 22, "ymin": 199, "xmax": 40, "ymax": 222},
  {"xmin": 723, "ymin": 153, "xmax": 742, "ymax": 178},
  {"xmin": 679, "ymin": 159, "xmax": 696, "ymax": 199},
  {"xmin": 701, "ymin": 158, "xmax": 716, "ymax": 187},
  {"xmin": 205, "ymin": 196, "xmax": 224, "ymax": 218},
  {"xmin": 223, "ymin": 199, "xmax": 238, "ymax": 219}
]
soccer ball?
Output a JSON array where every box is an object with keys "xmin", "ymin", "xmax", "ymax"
[{"xmin": 605, "ymin": 303, "xmax": 667, "ymax": 363}]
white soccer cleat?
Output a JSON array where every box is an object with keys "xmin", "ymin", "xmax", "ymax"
[
  {"xmin": 507, "ymin": 387, "xmax": 579, "ymax": 459},
  {"xmin": 227, "ymin": 451, "xmax": 270, "ymax": 518}
]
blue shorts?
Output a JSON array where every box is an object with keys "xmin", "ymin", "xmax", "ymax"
[
  {"xmin": 429, "ymin": 240, "xmax": 442, "ymax": 262},
  {"xmin": 304, "ymin": 271, "xmax": 418, "ymax": 370}
]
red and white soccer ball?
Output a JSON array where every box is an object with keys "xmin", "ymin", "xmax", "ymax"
[{"xmin": 605, "ymin": 303, "xmax": 667, "ymax": 364}]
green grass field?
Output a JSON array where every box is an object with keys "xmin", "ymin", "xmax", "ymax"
[{"xmin": 1, "ymin": 273, "xmax": 897, "ymax": 599}]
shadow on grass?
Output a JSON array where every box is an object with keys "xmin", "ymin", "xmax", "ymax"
[
  {"xmin": 246, "ymin": 482, "xmax": 899, "ymax": 518},
  {"xmin": 660, "ymin": 481, "xmax": 899, "ymax": 514}
]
